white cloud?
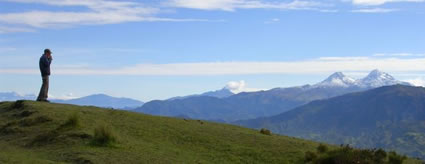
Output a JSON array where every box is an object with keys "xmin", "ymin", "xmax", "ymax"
[
  {"xmin": 373, "ymin": 53, "xmax": 425, "ymax": 57},
  {"xmin": 2, "ymin": 56, "xmax": 425, "ymax": 76},
  {"xmin": 225, "ymin": 80, "xmax": 264, "ymax": 93},
  {"xmin": 0, "ymin": 26, "xmax": 35, "ymax": 33},
  {"xmin": 351, "ymin": 8, "xmax": 399, "ymax": 13},
  {"xmin": 264, "ymin": 18, "xmax": 280, "ymax": 24},
  {"xmin": 48, "ymin": 92, "xmax": 79, "ymax": 100},
  {"xmin": 166, "ymin": 0, "xmax": 329, "ymax": 11},
  {"xmin": 226, "ymin": 80, "xmax": 246, "ymax": 92},
  {"xmin": 0, "ymin": 0, "xmax": 205, "ymax": 30},
  {"xmin": 404, "ymin": 78, "xmax": 425, "ymax": 87},
  {"xmin": 352, "ymin": 0, "xmax": 425, "ymax": 5}
]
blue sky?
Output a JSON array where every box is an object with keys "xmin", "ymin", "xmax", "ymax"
[{"xmin": 1, "ymin": 0, "xmax": 425, "ymax": 101}]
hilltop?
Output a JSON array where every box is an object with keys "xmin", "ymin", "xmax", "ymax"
[{"xmin": 0, "ymin": 100, "xmax": 323, "ymax": 163}]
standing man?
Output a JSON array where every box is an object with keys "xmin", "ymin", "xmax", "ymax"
[{"xmin": 37, "ymin": 49, "xmax": 53, "ymax": 102}]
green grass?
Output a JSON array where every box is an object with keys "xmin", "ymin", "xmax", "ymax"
[{"xmin": 0, "ymin": 101, "xmax": 422, "ymax": 163}]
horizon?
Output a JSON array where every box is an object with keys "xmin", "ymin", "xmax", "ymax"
[
  {"xmin": 1, "ymin": 0, "xmax": 425, "ymax": 101},
  {"xmin": 1, "ymin": 69, "xmax": 420, "ymax": 102}
]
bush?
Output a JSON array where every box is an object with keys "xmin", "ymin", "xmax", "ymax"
[
  {"xmin": 91, "ymin": 124, "xmax": 117, "ymax": 147},
  {"xmin": 305, "ymin": 145, "xmax": 407, "ymax": 164},
  {"xmin": 317, "ymin": 144, "xmax": 328, "ymax": 153},
  {"xmin": 12, "ymin": 100, "xmax": 25, "ymax": 109},
  {"xmin": 260, "ymin": 128, "xmax": 271, "ymax": 135},
  {"xmin": 61, "ymin": 112, "xmax": 80, "ymax": 129},
  {"xmin": 305, "ymin": 151, "xmax": 317, "ymax": 162},
  {"xmin": 388, "ymin": 151, "xmax": 407, "ymax": 164}
]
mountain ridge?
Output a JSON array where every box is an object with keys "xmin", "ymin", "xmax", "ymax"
[
  {"xmin": 136, "ymin": 70, "xmax": 412, "ymax": 121},
  {"xmin": 235, "ymin": 85, "xmax": 425, "ymax": 159}
]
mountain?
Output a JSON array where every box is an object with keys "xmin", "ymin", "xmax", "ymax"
[
  {"xmin": 168, "ymin": 88, "xmax": 235, "ymax": 100},
  {"xmin": 135, "ymin": 70, "xmax": 411, "ymax": 122},
  {"xmin": 0, "ymin": 92, "xmax": 36, "ymax": 101},
  {"xmin": 236, "ymin": 85, "xmax": 425, "ymax": 159},
  {"xmin": 313, "ymin": 72, "xmax": 357, "ymax": 88},
  {"xmin": 313, "ymin": 69, "xmax": 410, "ymax": 89},
  {"xmin": 0, "ymin": 92, "xmax": 143, "ymax": 110},
  {"xmin": 201, "ymin": 88, "xmax": 235, "ymax": 98},
  {"xmin": 357, "ymin": 69, "xmax": 411, "ymax": 88},
  {"xmin": 0, "ymin": 100, "xmax": 325, "ymax": 163},
  {"xmin": 53, "ymin": 94, "xmax": 144, "ymax": 110}
]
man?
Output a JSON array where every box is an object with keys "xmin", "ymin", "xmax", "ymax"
[{"xmin": 37, "ymin": 49, "xmax": 53, "ymax": 102}]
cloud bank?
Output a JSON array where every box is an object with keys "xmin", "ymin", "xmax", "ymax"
[
  {"xmin": 0, "ymin": 0, "xmax": 205, "ymax": 30},
  {"xmin": 2, "ymin": 56, "xmax": 425, "ymax": 76},
  {"xmin": 166, "ymin": 0, "xmax": 329, "ymax": 11},
  {"xmin": 352, "ymin": 0, "xmax": 425, "ymax": 5}
]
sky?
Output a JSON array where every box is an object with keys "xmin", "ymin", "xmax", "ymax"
[{"xmin": 1, "ymin": 0, "xmax": 425, "ymax": 101}]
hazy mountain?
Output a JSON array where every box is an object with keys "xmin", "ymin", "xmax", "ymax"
[
  {"xmin": 201, "ymin": 88, "xmax": 235, "ymax": 98},
  {"xmin": 135, "ymin": 70, "xmax": 412, "ymax": 122},
  {"xmin": 53, "ymin": 94, "xmax": 144, "ymax": 110},
  {"xmin": 168, "ymin": 88, "xmax": 235, "ymax": 100},
  {"xmin": 236, "ymin": 85, "xmax": 425, "ymax": 159},
  {"xmin": 0, "ymin": 92, "xmax": 143, "ymax": 110},
  {"xmin": 0, "ymin": 92, "xmax": 36, "ymax": 101}
]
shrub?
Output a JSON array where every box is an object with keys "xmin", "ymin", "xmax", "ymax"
[
  {"xmin": 305, "ymin": 151, "xmax": 317, "ymax": 162},
  {"xmin": 388, "ymin": 151, "xmax": 407, "ymax": 164},
  {"xmin": 61, "ymin": 112, "xmax": 80, "ymax": 129},
  {"xmin": 373, "ymin": 149, "xmax": 387, "ymax": 163},
  {"xmin": 317, "ymin": 144, "xmax": 328, "ymax": 154},
  {"xmin": 305, "ymin": 145, "xmax": 407, "ymax": 164},
  {"xmin": 91, "ymin": 124, "xmax": 117, "ymax": 147},
  {"xmin": 12, "ymin": 100, "xmax": 25, "ymax": 109},
  {"xmin": 260, "ymin": 128, "xmax": 271, "ymax": 135}
]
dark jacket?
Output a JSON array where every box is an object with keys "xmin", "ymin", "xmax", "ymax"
[{"xmin": 39, "ymin": 54, "xmax": 52, "ymax": 76}]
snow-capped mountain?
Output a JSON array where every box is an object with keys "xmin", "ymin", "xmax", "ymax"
[
  {"xmin": 313, "ymin": 72, "xmax": 356, "ymax": 88},
  {"xmin": 136, "ymin": 69, "xmax": 412, "ymax": 122},
  {"xmin": 313, "ymin": 70, "xmax": 411, "ymax": 89},
  {"xmin": 357, "ymin": 69, "xmax": 411, "ymax": 88}
]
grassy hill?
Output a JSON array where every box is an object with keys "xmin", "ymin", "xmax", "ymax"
[
  {"xmin": 0, "ymin": 101, "xmax": 422, "ymax": 164},
  {"xmin": 0, "ymin": 100, "xmax": 329, "ymax": 164}
]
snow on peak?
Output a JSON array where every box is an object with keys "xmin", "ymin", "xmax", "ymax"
[
  {"xmin": 313, "ymin": 70, "xmax": 411, "ymax": 89},
  {"xmin": 365, "ymin": 69, "xmax": 395, "ymax": 81},
  {"xmin": 357, "ymin": 69, "xmax": 400, "ymax": 88},
  {"xmin": 314, "ymin": 72, "xmax": 356, "ymax": 88}
]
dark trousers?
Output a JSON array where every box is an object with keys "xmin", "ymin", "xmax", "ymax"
[{"xmin": 37, "ymin": 76, "xmax": 49, "ymax": 101}]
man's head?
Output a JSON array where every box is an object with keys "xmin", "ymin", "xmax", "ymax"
[{"xmin": 44, "ymin": 49, "xmax": 52, "ymax": 55}]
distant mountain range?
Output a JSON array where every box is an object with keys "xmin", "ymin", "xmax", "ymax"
[
  {"xmin": 0, "ymin": 92, "xmax": 36, "ymax": 101},
  {"xmin": 135, "ymin": 70, "xmax": 412, "ymax": 122},
  {"xmin": 0, "ymin": 93, "xmax": 144, "ymax": 110},
  {"xmin": 53, "ymin": 94, "xmax": 144, "ymax": 109},
  {"xmin": 235, "ymin": 85, "xmax": 425, "ymax": 159},
  {"xmin": 168, "ymin": 88, "xmax": 235, "ymax": 100}
]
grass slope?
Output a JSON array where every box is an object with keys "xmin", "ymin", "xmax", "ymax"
[{"xmin": 0, "ymin": 100, "xmax": 325, "ymax": 164}]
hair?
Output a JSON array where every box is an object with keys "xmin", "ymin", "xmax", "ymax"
[{"xmin": 44, "ymin": 49, "xmax": 51, "ymax": 54}]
